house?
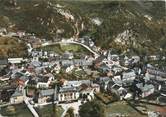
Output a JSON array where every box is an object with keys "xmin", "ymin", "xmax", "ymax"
[
  {"xmin": 94, "ymin": 55, "xmax": 105, "ymax": 67},
  {"xmin": 141, "ymin": 84, "xmax": 154, "ymax": 98},
  {"xmin": 157, "ymin": 96, "xmax": 166, "ymax": 105},
  {"xmin": 10, "ymin": 88, "xmax": 24, "ymax": 104},
  {"xmin": 123, "ymin": 56, "xmax": 129, "ymax": 66},
  {"xmin": 61, "ymin": 59, "xmax": 93, "ymax": 67},
  {"xmin": 26, "ymin": 80, "xmax": 37, "ymax": 97},
  {"xmin": 80, "ymin": 82, "xmax": 100, "ymax": 94},
  {"xmin": 58, "ymin": 80, "xmax": 94, "ymax": 103},
  {"xmin": 62, "ymin": 51, "xmax": 74, "ymax": 60},
  {"xmin": 131, "ymin": 56, "xmax": 140, "ymax": 63},
  {"xmin": 79, "ymin": 83, "xmax": 100, "ymax": 101},
  {"xmin": 148, "ymin": 55, "xmax": 160, "ymax": 61},
  {"xmin": 36, "ymin": 74, "xmax": 54, "ymax": 88},
  {"xmin": 147, "ymin": 68, "xmax": 166, "ymax": 78},
  {"xmin": 16, "ymin": 31, "xmax": 25, "ymax": 38},
  {"xmin": 61, "ymin": 60, "xmax": 73, "ymax": 66},
  {"xmin": 0, "ymin": 28, "xmax": 7, "ymax": 35},
  {"xmin": 16, "ymin": 76, "xmax": 29, "ymax": 87},
  {"xmin": 0, "ymin": 58, "xmax": 8, "ymax": 68},
  {"xmin": 107, "ymin": 80, "xmax": 128, "ymax": 100},
  {"xmin": 7, "ymin": 32, "xmax": 17, "ymax": 37},
  {"xmin": 8, "ymin": 58, "xmax": 23, "ymax": 64},
  {"xmin": 160, "ymin": 84, "xmax": 166, "ymax": 96},
  {"xmin": 31, "ymin": 38, "xmax": 42, "ymax": 48},
  {"xmin": 11, "ymin": 71, "xmax": 29, "ymax": 87},
  {"xmin": 0, "ymin": 76, "xmax": 10, "ymax": 81},
  {"xmin": 122, "ymin": 70, "xmax": 136, "ymax": 85},
  {"xmin": 58, "ymin": 86, "xmax": 79, "ymax": 103},
  {"xmin": 111, "ymin": 65, "xmax": 123, "ymax": 74},
  {"xmin": 74, "ymin": 59, "xmax": 93, "ymax": 66},
  {"xmin": 52, "ymin": 63, "xmax": 61, "ymax": 73},
  {"xmin": 136, "ymin": 83, "xmax": 155, "ymax": 98},
  {"xmin": 38, "ymin": 89, "xmax": 55, "ymax": 104},
  {"xmin": 95, "ymin": 77, "xmax": 110, "ymax": 91},
  {"xmin": 31, "ymin": 61, "xmax": 41, "ymax": 67},
  {"xmin": 98, "ymin": 64, "xmax": 110, "ymax": 73},
  {"xmin": 112, "ymin": 75, "xmax": 122, "ymax": 86}
]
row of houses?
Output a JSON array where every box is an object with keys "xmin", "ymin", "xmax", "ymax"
[{"xmin": 147, "ymin": 68, "xmax": 166, "ymax": 78}]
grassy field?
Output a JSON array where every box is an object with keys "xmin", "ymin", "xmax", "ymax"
[
  {"xmin": 105, "ymin": 101, "xmax": 147, "ymax": 117},
  {"xmin": 0, "ymin": 104, "xmax": 33, "ymax": 117},
  {"xmin": 149, "ymin": 60, "xmax": 166, "ymax": 68},
  {"xmin": 35, "ymin": 104, "xmax": 64, "ymax": 117},
  {"xmin": 38, "ymin": 43, "xmax": 90, "ymax": 55}
]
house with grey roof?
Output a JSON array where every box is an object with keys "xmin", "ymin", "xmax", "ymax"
[
  {"xmin": 10, "ymin": 88, "xmax": 24, "ymax": 104},
  {"xmin": 147, "ymin": 68, "xmax": 166, "ymax": 78},
  {"xmin": 122, "ymin": 70, "xmax": 136, "ymax": 86},
  {"xmin": 61, "ymin": 59, "xmax": 93, "ymax": 67},
  {"xmin": 38, "ymin": 88, "xmax": 56, "ymax": 104},
  {"xmin": 57, "ymin": 80, "xmax": 94, "ymax": 103},
  {"xmin": 62, "ymin": 51, "xmax": 74, "ymax": 60},
  {"xmin": 136, "ymin": 83, "xmax": 155, "ymax": 98},
  {"xmin": 58, "ymin": 85, "xmax": 80, "ymax": 103},
  {"xmin": 36, "ymin": 74, "xmax": 54, "ymax": 88},
  {"xmin": 74, "ymin": 59, "xmax": 93, "ymax": 66}
]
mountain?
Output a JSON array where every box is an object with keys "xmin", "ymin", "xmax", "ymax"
[{"xmin": 0, "ymin": 0, "xmax": 165, "ymax": 55}]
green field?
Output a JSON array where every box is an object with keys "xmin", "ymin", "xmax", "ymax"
[
  {"xmin": 39, "ymin": 43, "xmax": 90, "ymax": 56},
  {"xmin": 105, "ymin": 101, "xmax": 147, "ymax": 117},
  {"xmin": 35, "ymin": 104, "xmax": 64, "ymax": 117},
  {"xmin": 0, "ymin": 104, "xmax": 33, "ymax": 117}
]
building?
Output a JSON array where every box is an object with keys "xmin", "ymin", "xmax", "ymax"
[
  {"xmin": 36, "ymin": 74, "xmax": 54, "ymax": 88},
  {"xmin": 38, "ymin": 89, "xmax": 55, "ymax": 104},
  {"xmin": 8, "ymin": 58, "xmax": 23, "ymax": 64},
  {"xmin": 74, "ymin": 59, "xmax": 93, "ymax": 66},
  {"xmin": 112, "ymin": 75, "xmax": 122, "ymax": 86},
  {"xmin": 62, "ymin": 51, "xmax": 74, "ymax": 60},
  {"xmin": 136, "ymin": 83, "xmax": 155, "ymax": 98},
  {"xmin": 122, "ymin": 70, "xmax": 136, "ymax": 85},
  {"xmin": 61, "ymin": 60, "xmax": 73, "ymax": 66},
  {"xmin": 107, "ymin": 80, "xmax": 128, "ymax": 100},
  {"xmin": 10, "ymin": 88, "xmax": 24, "ymax": 104},
  {"xmin": 61, "ymin": 59, "xmax": 93, "ymax": 67},
  {"xmin": 80, "ymin": 83, "xmax": 100, "ymax": 101},
  {"xmin": 95, "ymin": 77, "xmax": 110, "ymax": 91},
  {"xmin": 57, "ymin": 80, "xmax": 96, "ymax": 103},
  {"xmin": 98, "ymin": 64, "xmax": 110, "ymax": 73},
  {"xmin": 160, "ymin": 84, "xmax": 166, "ymax": 96},
  {"xmin": 147, "ymin": 68, "xmax": 166, "ymax": 78},
  {"xmin": 58, "ymin": 86, "xmax": 79, "ymax": 103}
]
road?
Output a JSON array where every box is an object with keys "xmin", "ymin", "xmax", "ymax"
[
  {"xmin": 24, "ymin": 98, "xmax": 39, "ymax": 117},
  {"xmin": 41, "ymin": 39, "xmax": 100, "ymax": 58},
  {"xmin": 23, "ymin": 83, "xmax": 39, "ymax": 117}
]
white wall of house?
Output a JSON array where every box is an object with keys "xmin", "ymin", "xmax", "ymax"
[
  {"xmin": 10, "ymin": 96, "xmax": 24, "ymax": 104},
  {"xmin": 58, "ymin": 92, "xmax": 79, "ymax": 102},
  {"xmin": 142, "ymin": 87, "xmax": 154, "ymax": 98},
  {"xmin": 38, "ymin": 96, "xmax": 49, "ymax": 104},
  {"xmin": 37, "ymin": 82, "xmax": 49, "ymax": 88},
  {"xmin": 8, "ymin": 58, "xmax": 23, "ymax": 64}
]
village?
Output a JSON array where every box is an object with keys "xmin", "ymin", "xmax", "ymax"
[{"xmin": 0, "ymin": 29, "xmax": 166, "ymax": 117}]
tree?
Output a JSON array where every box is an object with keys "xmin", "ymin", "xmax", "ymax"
[
  {"xmin": 79, "ymin": 101, "xmax": 105, "ymax": 117},
  {"xmin": 65, "ymin": 107, "xmax": 75, "ymax": 117}
]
